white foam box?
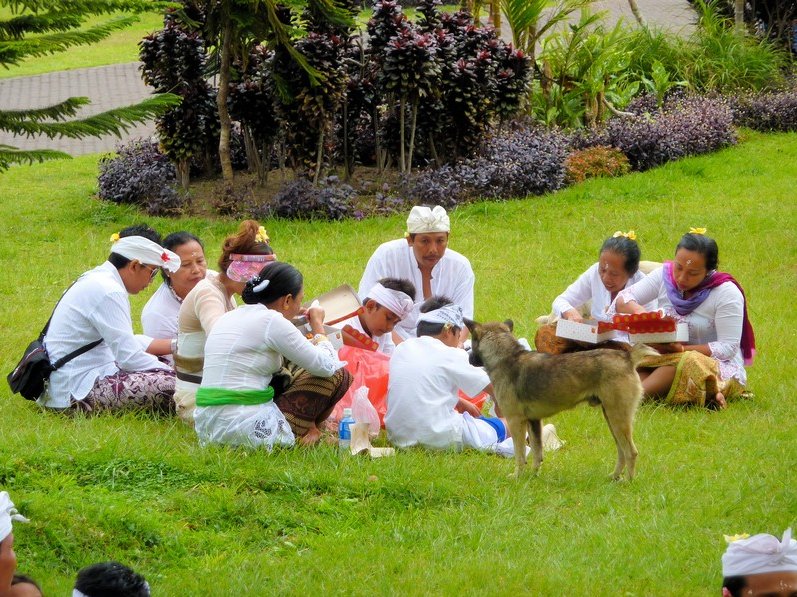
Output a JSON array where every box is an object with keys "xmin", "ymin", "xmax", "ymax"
[
  {"xmin": 296, "ymin": 323, "xmax": 344, "ymax": 350},
  {"xmin": 628, "ymin": 322, "xmax": 689, "ymax": 344},
  {"xmin": 556, "ymin": 319, "xmax": 619, "ymax": 344}
]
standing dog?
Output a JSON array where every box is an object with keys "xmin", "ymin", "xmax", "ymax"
[{"xmin": 465, "ymin": 319, "xmax": 657, "ymax": 480}]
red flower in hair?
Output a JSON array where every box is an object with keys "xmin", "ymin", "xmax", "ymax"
[{"xmin": 161, "ymin": 252, "xmax": 170, "ymax": 262}]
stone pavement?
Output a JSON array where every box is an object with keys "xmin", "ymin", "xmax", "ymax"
[{"xmin": 0, "ymin": 0, "xmax": 696, "ymax": 158}]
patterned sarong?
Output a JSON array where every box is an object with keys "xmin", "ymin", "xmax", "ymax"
[
  {"xmin": 639, "ymin": 351, "xmax": 743, "ymax": 407},
  {"xmin": 70, "ymin": 369, "xmax": 175, "ymax": 414},
  {"xmin": 274, "ymin": 367, "xmax": 353, "ymax": 437}
]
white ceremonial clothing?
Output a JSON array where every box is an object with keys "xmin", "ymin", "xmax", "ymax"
[
  {"xmin": 41, "ymin": 262, "xmax": 170, "ymax": 409},
  {"xmin": 194, "ymin": 304, "xmax": 345, "ymax": 448},
  {"xmin": 338, "ymin": 313, "xmax": 396, "ymax": 355},
  {"xmin": 385, "ymin": 335, "xmax": 490, "ymax": 450},
  {"xmin": 173, "ymin": 274, "xmax": 235, "ymax": 422},
  {"xmin": 613, "ymin": 267, "xmax": 746, "ymax": 384},
  {"xmin": 142, "ymin": 282, "xmax": 181, "ymax": 340},
  {"xmin": 359, "ymin": 238, "xmax": 475, "ymax": 339},
  {"xmin": 552, "ymin": 263, "xmax": 654, "ymax": 322}
]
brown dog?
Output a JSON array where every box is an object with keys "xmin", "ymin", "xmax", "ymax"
[{"xmin": 465, "ymin": 319, "xmax": 658, "ymax": 480}]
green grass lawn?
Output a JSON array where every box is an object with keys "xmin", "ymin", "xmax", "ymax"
[
  {"xmin": 1, "ymin": 132, "xmax": 796, "ymax": 595},
  {"xmin": 0, "ymin": 10, "xmax": 164, "ymax": 79}
]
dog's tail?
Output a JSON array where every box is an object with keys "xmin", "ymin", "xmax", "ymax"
[{"xmin": 628, "ymin": 343, "xmax": 660, "ymax": 369}]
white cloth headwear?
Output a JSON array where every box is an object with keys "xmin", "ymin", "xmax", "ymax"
[
  {"xmin": 0, "ymin": 491, "xmax": 29, "ymax": 543},
  {"xmin": 722, "ymin": 528, "xmax": 797, "ymax": 577},
  {"xmin": 366, "ymin": 283, "xmax": 414, "ymax": 320},
  {"xmin": 406, "ymin": 206, "xmax": 450, "ymax": 234},
  {"xmin": 417, "ymin": 304, "xmax": 464, "ymax": 328},
  {"xmin": 111, "ymin": 236, "xmax": 181, "ymax": 273}
]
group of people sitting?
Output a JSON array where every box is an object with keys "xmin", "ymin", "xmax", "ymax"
[{"xmin": 34, "ymin": 204, "xmax": 754, "ymax": 458}]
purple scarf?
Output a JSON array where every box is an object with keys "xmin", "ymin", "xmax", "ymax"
[{"xmin": 662, "ymin": 261, "xmax": 756, "ymax": 365}]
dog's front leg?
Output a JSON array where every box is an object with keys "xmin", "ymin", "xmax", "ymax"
[
  {"xmin": 506, "ymin": 416, "xmax": 528, "ymax": 479},
  {"xmin": 528, "ymin": 419, "xmax": 544, "ymax": 472}
]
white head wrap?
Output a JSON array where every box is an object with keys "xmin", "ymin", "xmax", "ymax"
[
  {"xmin": 722, "ymin": 528, "xmax": 797, "ymax": 577},
  {"xmin": 111, "ymin": 236, "xmax": 180, "ymax": 274},
  {"xmin": 417, "ymin": 303, "xmax": 464, "ymax": 329},
  {"xmin": 0, "ymin": 491, "xmax": 29, "ymax": 543},
  {"xmin": 406, "ymin": 206, "xmax": 450, "ymax": 235},
  {"xmin": 365, "ymin": 283, "xmax": 414, "ymax": 320}
]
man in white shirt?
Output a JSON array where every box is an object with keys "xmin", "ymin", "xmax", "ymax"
[
  {"xmin": 385, "ymin": 297, "xmax": 516, "ymax": 456},
  {"xmin": 359, "ymin": 205, "xmax": 475, "ymax": 340},
  {"xmin": 41, "ymin": 225, "xmax": 180, "ymax": 414}
]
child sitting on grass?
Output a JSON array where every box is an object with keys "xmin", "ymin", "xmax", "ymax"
[
  {"xmin": 384, "ymin": 296, "xmax": 517, "ymax": 456},
  {"xmin": 338, "ymin": 278, "xmax": 415, "ymax": 355}
]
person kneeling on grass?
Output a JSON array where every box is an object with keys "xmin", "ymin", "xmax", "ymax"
[
  {"xmin": 384, "ymin": 297, "xmax": 522, "ymax": 456},
  {"xmin": 40, "ymin": 225, "xmax": 179, "ymax": 414},
  {"xmin": 721, "ymin": 529, "xmax": 797, "ymax": 597},
  {"xmin": 338, "ymin": 278, "xmax": 416, "ymax": 355},
  {"xmin": 194, "ymin": 262, "xmax": 352, "ymax": 448}
]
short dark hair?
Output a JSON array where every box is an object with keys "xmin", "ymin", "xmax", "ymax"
[
  {"xmin": 676, "ymin": 232, "xmax": 719, "ymax": 271},
  {"xmin": 161, "ymin": 231, "xmax": 205, "ymax": 284},
  {"xmin": 108, "ymin": 224, "xmax": 162, "ymax": 270},
  {"xmin": 364, "ymin": 277, "xmax": 417, "ymax": 303},
  {"xmin": 12, "ymin": 574, "xmax": 42, "ymax": 591},
  {"xmin": 74, "ymin": 561, "xmax": 149, "ymax": 597},
  {"xmin": 416, "ymin": 295, "xmax": 459, "ymax": 337},
  {"xmin": 721, "ymin": 575, "xmax": 747, "ymax": 597},
  {"xmin": 600, "ymin": 235, "xmax": 641, "ymax": 275},
  {"xmin": 241, "ymin": 262, "xmax": 303, "ymax": 306}
]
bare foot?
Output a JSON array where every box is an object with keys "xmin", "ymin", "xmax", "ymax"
[
  {"xmin": 707, "ymin": 392, "xmax": 727, "ymax": 410},
  {"xmin": 299, "ymin": 426, "xmax": 322, "ymax": 446}
]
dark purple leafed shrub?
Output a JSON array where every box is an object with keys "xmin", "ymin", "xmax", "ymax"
[
  {"xmin": 269, "ymin": 177, "xmax": 357, "ymax": 220},
  {"xmin": 406, "ymin": 123, "xmax": 568, "ymax": 204},
  {"xmin": 591, "ymin": 95, "xmax": 736, "ymax": 171},
  {"xmin": 97, "ymin": 141, "xmax": 183, "ymax": 215},
  {"xmin": 732, "ymin": 90, "xmax": 797, "ymax": 132}
]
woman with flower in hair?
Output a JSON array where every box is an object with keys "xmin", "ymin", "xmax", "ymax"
[
  {"xmin": 173, "ymin": 220, "xmax": 276, "ymax": 423},
  {"xmin": 535, "ymin": 231, "xmax": 657, "ymax": 354},
  {"xmin": 195, "ymin": 262, "xmax": 352, "ymax": 448},
  {"xmin": 614, "ymin": 229, "xmax": 755, "ymax": 409}
]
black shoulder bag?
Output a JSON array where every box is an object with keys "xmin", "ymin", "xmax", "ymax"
[{"xmin": 7, "ymin": 281, "xmax": 102, "ymax": 400}]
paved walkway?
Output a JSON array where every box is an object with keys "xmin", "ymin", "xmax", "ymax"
[{"xmin": 0, "ymin": 0, "xmax": 696, "ymax": 157}]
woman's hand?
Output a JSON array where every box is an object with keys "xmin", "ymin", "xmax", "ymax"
[
  {"xmin": 306, "ymin": 305, "xmax": 326, "ymax": 335},
  {"xmin": 563, "ymin": 309, "xmax": 584, "ymax": 323}
]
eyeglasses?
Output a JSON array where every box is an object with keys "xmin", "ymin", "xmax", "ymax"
[{"xmin": 143, "ymin": 264, "xmax": 160, "ymax": 280}]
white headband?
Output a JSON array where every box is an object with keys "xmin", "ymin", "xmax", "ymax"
[
  {"xmin": 417, "ymin": 304, "xmax": 464, "ymax": 328},
  {"xmin": 366, "ymin": 283, "xmax": 414, "ymax": 320},
  {"xmin": 723, "ymin": 528, "xmax": 797, "ymax": 577},
  {"xmin": 0, "ymin": 491, "xmax": 29, "ymax": 543},
  {"xmin": 406, "ymin": 206, "xmax": 450, "ymax": 234},
  {"xmin": 111, "ymin": 236, "xmax": 180, "ymax": 274}
]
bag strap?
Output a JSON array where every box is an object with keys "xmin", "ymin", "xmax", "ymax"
[
  {"xmin": 42, "ymin": 274, "xmax": 103, "ymax": 367},
  {"xmin": 51, "ymin": 339, "xmax": 103, "ymax": 371}
]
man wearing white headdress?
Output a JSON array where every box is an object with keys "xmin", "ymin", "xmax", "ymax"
[
  {"xmin": 337, "ymin": 278, "xmax": 416, "ymax": 355},
  {"xmin": 1, "ymin": 491, "xmax": 35, "ymax": 597},
  {"xmin": 385, "ymin": 297, "xmax": 522, "ymax": 457},
  {"xmin": 40, "ymin": 225, "xmax": 180, "ymax": 414},
  {"xmin": 722, "ymin": 528, "xmax": 797, "ymax": 596},
  {"xmin": 359, "ymin": 205, "xmax": 475, "ymax": 341}
]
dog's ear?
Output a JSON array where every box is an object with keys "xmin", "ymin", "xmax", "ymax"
[
  {"xmin": 463, "ymin": 318, "xmax": 478, "ymax": 335},
  {"xmin": 503, "ymin": 319, "xmax": 514, "ymax": 332}
]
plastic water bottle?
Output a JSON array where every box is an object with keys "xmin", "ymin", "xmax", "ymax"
[{"xmin": 338, "ymin": 407, "xmax": 355, "ymax": 452}]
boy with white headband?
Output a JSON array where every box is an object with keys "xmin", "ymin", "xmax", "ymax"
[
  {"xmin": 359, "ymin": 205, "xmax": 475, "ymax": 341},
  {"xmin": 40, "ymin": 225, "xmax": 179, "ymax": 414},
  {"xmin": 338, "ymin": 278, "xmax": 416, "ymax": 355},
  {"xmin": 722, "ymin": 529, "xmax": 797, "ymax": 596},
  {"xmin": 385, "ymin": 297, "xmax": 518, "ymax": 456}
]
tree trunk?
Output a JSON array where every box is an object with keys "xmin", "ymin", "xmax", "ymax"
[
  {"xmin": 313, "ymin": 127, "xmax": 324, "ymax": 184},
  {"xmin": 734, "ymin": 0, "xmax": 744, "ymax": 30},
  {"xmin": 217, "ymin": 19, "xmax": 234, "ymax": 186},
  {"xmin": 399, "ymin": 96, "xmax": 406, "ymax": 173},
  {"xmin": 407, "ymin": 101, "xmax": 418, "ymax": 175},
  {"xmin": 177, "ymin": 158, "xmax": 190, "ymax": 190},
  {"xmin": 627, "ymin": 0, "xmax": 646, "ymax": 27},
  {"xmin": 490, "ymin": 0, "xmax": 501, "ymax": 37}
]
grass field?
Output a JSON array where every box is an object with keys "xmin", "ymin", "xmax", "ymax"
[{"xmin": 1, "ymin": 132, "xmax": 796, "ymax": 595}]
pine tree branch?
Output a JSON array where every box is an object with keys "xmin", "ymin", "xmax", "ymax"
[
  {"xmin": 0, "ymin": 145, "xmax": 72, "ymax": 170},
  {"xmin": 0, "ymin": 98, "xmax": 90, "ymax": 126},
  {"xmin": 3, "ymin": 1, "xmax": 175, "ymax": 16}
]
